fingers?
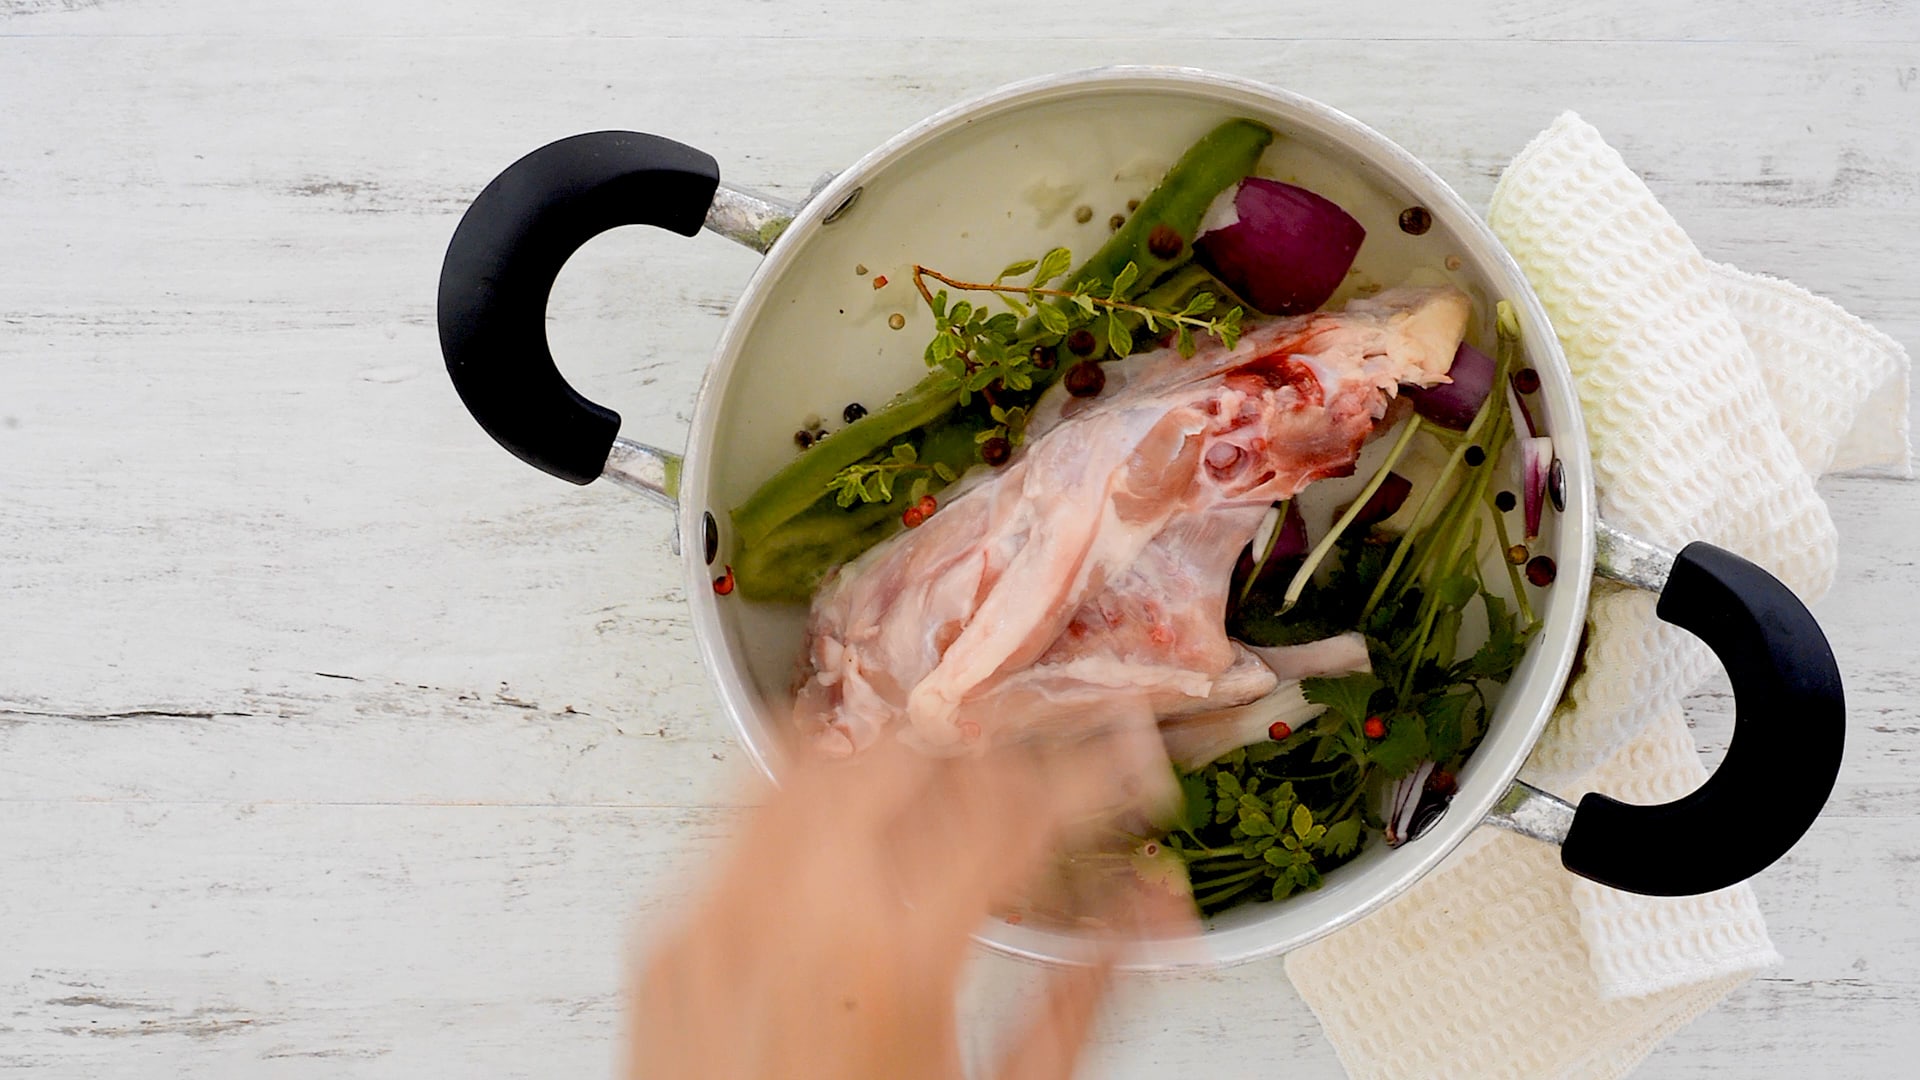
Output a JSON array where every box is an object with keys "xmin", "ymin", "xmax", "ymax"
[{"xmin": 990, "ymin": 954, "xmax": 1116, "ymax": 1080}]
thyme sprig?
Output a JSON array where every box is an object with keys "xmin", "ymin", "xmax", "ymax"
[
  {"xmin": 824, "ymin": 442, "xmax": 958, "ymax": 508},
  {"xmin": 912, "ymin": 247, "xmax": 1244, "ymax": 407}
]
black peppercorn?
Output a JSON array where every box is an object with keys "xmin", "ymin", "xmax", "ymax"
[
  {"xmin": 1066, "ymin": 328, "xmax": 1097, "ymax": 356},
  {"xmin": 1526, "ymin": 555, "xmax": 1558, "ymax": 587},
  {"xmin": 1147, "ymin": 224, "xmax": 1184, "ymax": 260},
  {"xmin": 981, "ymin": 436, "xmax": 1012, "ymax": 467},
  {"xmin": 842, "ymin": 402, "xmax": 867, "ymax": 424},
  {"xmin": 1464, "ymin": 445, "xmax": 1487, "ymax": 467},
  {"xmin": 1494, "ymin": 490, "xmax": 1517, "ymax": 512},
  {"xmin": 1512, "ymin": 367, "xmax": 1541, "ymax": 394},
  {"xmin": 1398, "ymin": 206, "xmax": 1433, "ymax": 235},
  {"xmin": 1029, "ymin": 344, "xmax": 1055, "ymax": 370},
  {"xmin": 1064, "ymin": 361, "xmax": 1105, "ymax": 398}
]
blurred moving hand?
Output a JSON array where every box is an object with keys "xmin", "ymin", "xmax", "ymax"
[{"xmin": 628, "ymin": 726, "xmax": 1190, "ymax": 1080}]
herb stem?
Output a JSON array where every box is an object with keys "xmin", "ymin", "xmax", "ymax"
[
  {"xmin": 1280, "ymin": 415, "xmax": 1423, "ymax": 613},
  {"xmin": 912, "ymin": 265, "xmax": 1226, "ymax": 337},
  {"xmin": 1361, "ymin": 321, "xmax": 1520, "ymax": 623},
  {"xmin": 1184, "ymin": 856, "xmax": 1266, "ymax": 872},
  {"xmin": 1195, "ymin": 877, "xmax": 1263, "ymax": 909},
  {"xmin": 1191, "ymin": 865, "xmax": 1266, "ymax": 887},
  {"xmin": 1238, "ymin": 498, "xmax": 1291, "ymax": 606},
  {"xmin": 1175, "ymin": 844, "xmax": 1252, "ymax": 860},
  {"xmin": 1485, "ymin": 467, "xmax": 1535, "ymax": 626},
  {"xmin": 1330, "ymin": 781, "xmax": 1368, "ymax": 823}
]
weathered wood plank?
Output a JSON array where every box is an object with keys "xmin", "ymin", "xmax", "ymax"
[
  {"xmin": 1, "ymin": 10, "xmax": 1916, "ymax": 1079},
  {"xmin": 2, "ymin": 0, "xmax": 1917, "ymax": 44}
]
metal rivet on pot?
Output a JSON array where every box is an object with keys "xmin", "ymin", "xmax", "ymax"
[
  {"xmin": 1409, "ymin": 799, "xmax": 1448, "ymax": 841},
  {"xmin": 702, "ymin": 511, "xmax": 719, "ymax": 566},
  {"xmin": 1547, "ymin": 457, "xmax": 1566, "ymax": 512},
  {"xmin": 822, "ymin": 186, "xmax": 864, "ymax": 225}
]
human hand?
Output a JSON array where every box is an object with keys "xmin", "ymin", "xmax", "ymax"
[{"xmin": 627, "ymin": 727, "xmax": 1192, "ymax": 1080}]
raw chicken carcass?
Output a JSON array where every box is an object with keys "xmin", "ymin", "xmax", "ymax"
[{"xmin": 792, "ymin": 286, "xmax": 1471, "ymax": 755}]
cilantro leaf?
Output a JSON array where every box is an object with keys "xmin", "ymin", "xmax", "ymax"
[
  {"xmin": 1456, "ymin": 589, "xmax": 1531, "ymax": 682},
  {"xmin": 1418, "ymin": 689, "xmax": 1475, "ymax": 765},
  {"xmin": 1318, "ymin": 814, "xmax": 1364, "ymax": 857},
  {"xmin": 1368, "ymin": 712, "xmax": 1431, "ymax": 778},
  {"xmin": 1301, "ymin": 672, "xmax": 1384, "ymax": 729}
]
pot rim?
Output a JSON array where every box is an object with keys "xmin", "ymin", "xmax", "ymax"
[{"xmin": 678, "ymin": 65, "xmax": 1596, "ymax": 969}]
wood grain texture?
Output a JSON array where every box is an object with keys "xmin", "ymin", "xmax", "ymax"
[{"xmin": 2, "ymin": 2, "xmax": 1917, "ymax": 1076}]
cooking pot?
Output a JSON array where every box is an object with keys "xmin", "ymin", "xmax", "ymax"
[{"xmin": 436, "ymin": 68, "xmax": 1843, "ymax": 968}]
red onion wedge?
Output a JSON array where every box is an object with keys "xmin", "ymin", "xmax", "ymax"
[
  {"xmin": 1385, "ymin": 760, "xmax": 1438, "ymax": 847},
  {"xmin": 1234, "ymin": 499, "xmax": 1308, "ymax": 603},
  {"xmin": 1405, "ymin": 342, "xmax": 1494, "ymax": 431},
  {"xmin": 1193, "ymin": 178, "xmax": 1365, "ymax": 316},
  {"xmin": 1516, "ymin": 434, "xmax": 1553, "ymax": 541},
  {"xmin": 1352, "ymin": 472, "xmax": 1412, "ymax": 527},
  {"xmin": 1506, "ymin": 378, "xmax": 1541, "ymax": 438}
]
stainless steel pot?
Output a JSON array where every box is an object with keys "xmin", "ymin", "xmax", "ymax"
[{"xmin": 436, "ymin": 68, "xmax": 1843, "ymax": 968}]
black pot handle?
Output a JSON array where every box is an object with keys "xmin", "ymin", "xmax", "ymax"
[
  {"xmin": 1556, "ymin": 541, "xmax": 1846, "ymax": 895},
  {"xmin": 437, "ymin": 132, "xmax": 720, "ymax": 485}
]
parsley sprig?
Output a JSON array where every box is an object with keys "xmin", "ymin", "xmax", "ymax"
[{"xmin": 1158, "ymin": 300, "xmax": 1542, "ymax": 916}]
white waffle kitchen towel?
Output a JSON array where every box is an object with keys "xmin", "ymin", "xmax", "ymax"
[{"xmin": 1283, "ymin": 113, "xmax": 1911, "ymax": 1079}]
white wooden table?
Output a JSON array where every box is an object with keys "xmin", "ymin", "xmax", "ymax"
[{"xmin": 4, "ymin": 2, "xmax": 1916, "ymax": 1075}]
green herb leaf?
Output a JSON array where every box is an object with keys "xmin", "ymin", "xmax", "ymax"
[
  {"xmin": 1215, "ymin": 307, "xmax": 1244, "ymax": 351},
  {"xmin": 1181, "ymin": 292, "xmax": 1217, "ymax": 317},
  {"xmin": 1106, "ymin": 311, "xmax": 1131, "ymax": 357},
  {"xmin": 998, "ymin": 257, "xmax": 1038, "ymax": 280},
  {"xmin": 890, "ymin": 443, "xmax": 916, "ymax": 465},
  {"xmin": 1176, "ymin": 772, "xmax": 1213, "ymax": 833},
  {"xmin": 1419, "ymin": 689, "xmax": 1475, "ymax": 765},
  {"xmin": 1111, "ymin": 260, "xmax": 1141, "ymax": 299},
  {"xmin": 1301, "ymin": 672, "xmax": 1384, "ymax": 729},
  {"xmin": 1033, "ymin": 303, "xmax": 1071, "ymax": 336},
  {"xmin": 1368, "ymin": 713, "xmax": 1431, "ymax": 778},
  {"xmin": 1456, "ymin": 590, "xmax": 1530, "ymax": 682},
  {"xmin": 1319, "ymin": 815, "xmax": 1363, "ymax": 857},
  {"xmin": 1034, "ymin": 247, "xmax": 1073, "ymax": 289}
]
